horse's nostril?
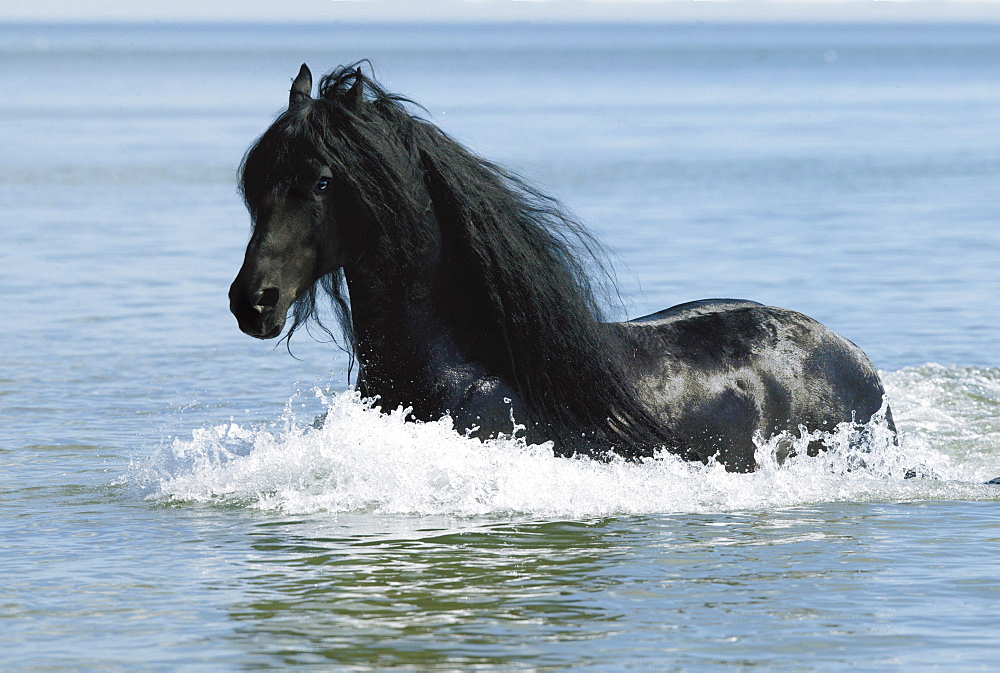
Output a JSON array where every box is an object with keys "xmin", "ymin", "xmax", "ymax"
[{"xmin": 254, "ymin": 287, "xmax": 280, "ymax": 312}]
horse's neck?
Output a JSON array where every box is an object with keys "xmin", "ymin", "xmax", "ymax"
[{"xmin": 343, "ymin": 186, "xmax": 475, "ymax": 416}]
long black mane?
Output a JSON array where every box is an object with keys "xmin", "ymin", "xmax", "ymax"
[{"xmin": 241, "ymin": 64, "xmax": 677, "ymax": 456}]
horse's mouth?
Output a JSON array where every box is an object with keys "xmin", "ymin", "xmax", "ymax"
[
  {"xmin": 238, "ymin": 317, "xmax": 284, "ymax": 340},
  {"xmin": 259, "ymin": 324, "xmax": 283, "ymax": 340},
  {"xmin": 231, "ymin": 302, "xmax": 286, "ymax": 340}
]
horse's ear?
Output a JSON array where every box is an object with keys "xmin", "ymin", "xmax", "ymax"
[
  {"xmin": 345, "ymin": 67, "xmax": 365, "ymax": 110},
  {"xmin": 290, "ymin": 63, "xmax": 312, "ymax": 106}
]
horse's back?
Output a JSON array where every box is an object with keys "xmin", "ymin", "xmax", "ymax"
[
  {"xmin": 629, "ymin": 298, "xmax": 765, "ymax": 326},
  {"xmin": 621, "ymin": 300, "xmax": 889, "ymax": 470}
]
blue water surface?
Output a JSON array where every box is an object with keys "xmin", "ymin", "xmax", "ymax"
[{"xmin": 2, "ymin": 22, "xmax": 999, "ymax": 671}]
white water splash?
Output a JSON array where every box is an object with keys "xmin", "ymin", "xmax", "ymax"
[
  {"xmin": 128, "ymin": 367, "xmax": 1000, "ymax": 516},
  {"xmin": 884, "ymin": 364, "xmax": 1000, "ymax": 477}
]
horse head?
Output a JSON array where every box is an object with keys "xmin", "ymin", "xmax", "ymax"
[
  {"xmin": 230, "ymin": 63, "xmax": 445, "ymax": 342},
  {"xmin": 229, "ymin": 64, "xmax": 358, "ymax": 339}
]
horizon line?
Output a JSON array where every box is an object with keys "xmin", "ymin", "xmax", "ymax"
[{"xmin": 5, "ymin": 0, "xmax": 1000, "ymax": 25}]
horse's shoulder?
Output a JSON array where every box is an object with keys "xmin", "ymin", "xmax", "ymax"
[{"xmin": 627, "ymin": 298, "xmax": 766, "ymax": 326}]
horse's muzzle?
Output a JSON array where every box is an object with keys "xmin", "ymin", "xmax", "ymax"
[{"xmin": 229, "ymin": 282, "xmax": 286, "ymax": 339}]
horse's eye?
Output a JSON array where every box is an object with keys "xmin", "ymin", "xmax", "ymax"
[{"xmin": 316, "ymin": 178, "xmax": 331, "ymax": 193}]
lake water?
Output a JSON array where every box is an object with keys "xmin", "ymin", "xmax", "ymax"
[{"xmin": 2, "ymin": 22, "xmax": 999, "ymax": 671}]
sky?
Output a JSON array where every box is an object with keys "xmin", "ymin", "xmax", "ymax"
[{"xmin": 4, "ymin": 0, "xmax": 1000, "ymax": 23}]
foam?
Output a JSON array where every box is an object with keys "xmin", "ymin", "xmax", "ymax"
[{"xmin": 127, "ymin": 367, "xmax": 1000, "ymax": 517}]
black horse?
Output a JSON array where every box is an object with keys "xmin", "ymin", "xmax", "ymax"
[{"xmin": 230, "ymin": 63, "xmax": 894, "ymax": 472}]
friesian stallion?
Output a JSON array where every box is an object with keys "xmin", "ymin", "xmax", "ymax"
[{"xmin": 230, "ymin": 63, "xmax": 894, "ymax": 471}]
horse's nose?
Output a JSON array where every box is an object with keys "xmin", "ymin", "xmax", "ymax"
[
  {"xmin": 253, "ymin": 287, "xmax": 280, "ymax": 313},
  {"xmin": 230, "ymin": 277, "xmax": 286, "ymax": 339}
]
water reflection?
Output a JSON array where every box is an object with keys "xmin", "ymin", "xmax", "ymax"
[
  {"xmin": 227, "ymin": 517, "xmax": 629, "ymax": 668},
  {"xmin": 217, "ymin": 509, "xmax": 890, "ymax": 669}
]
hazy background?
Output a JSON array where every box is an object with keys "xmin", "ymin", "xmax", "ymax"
[{"xmin": 6, "ymin": 0, "xmax": 1000, "ymax": 24}]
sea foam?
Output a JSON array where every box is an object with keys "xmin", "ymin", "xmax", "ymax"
[{"xmin": 128, "ymin": 366, "xmax": 1000, "ymax": 517}]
